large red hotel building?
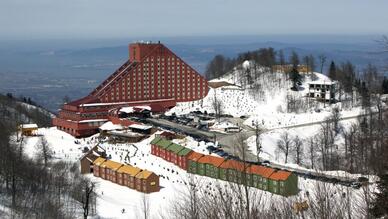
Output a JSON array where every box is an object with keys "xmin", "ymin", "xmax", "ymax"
[{"xmin": 53, "ymin": 42, "xmax": 209, "ymax": 137}]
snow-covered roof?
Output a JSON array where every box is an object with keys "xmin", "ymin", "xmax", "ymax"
[
  {"xmin": 119, "ymin": 105, "xmax": 151, "ymax": 114},
  {"xmin": 99, "ymin": 122, "xmax": 124, "ymax": 131},
  {"xmin": 308, "ymin": 81, "xmax": 336, "ymax": 85},
  {"xmin": 119, "ymin": 107, "xmax": 134, "ymax": 114},
  {"xmin": 80, "ymin": 98, "xmax": 175, "ymax": 107},
  {"xmin": 20, "ymin": 124, "xmax": 38, "ymax": 129},
  {"xmin": 129, "ymin": 124, "xmax": 153, "ymax": 130},
  {"xmin": 108, "ymin": 131, "xmax": 144, "ymax": 137},
  {"xmin": 79, "ymin": 119, "xmax": 108, "ymax": 123}
]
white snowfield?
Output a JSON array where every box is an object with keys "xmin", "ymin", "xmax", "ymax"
[
  {"xmin": 168, "ymin": 65, "xmax": 367, "ymax": 131},
  {"xmin": 19, "ymin": 127, "xmax": 376, "ymax": 218}
]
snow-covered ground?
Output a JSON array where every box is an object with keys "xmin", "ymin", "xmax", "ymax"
[
  {"xmin": 19, "ymin": 127, "xmax": 376, "ymax": 218},
  {"xmin": 168, "ymin": 66, "xmax": 371, "ymax": 131}
]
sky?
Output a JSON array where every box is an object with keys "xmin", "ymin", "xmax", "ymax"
[{"xmin": 0, "ymin": 0, "xmax": 387, "ymax": 40}]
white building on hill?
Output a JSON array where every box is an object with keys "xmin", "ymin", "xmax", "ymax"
[{"xmin": 307, "ymin": 81, "xmax": 336, "ymax": 102}]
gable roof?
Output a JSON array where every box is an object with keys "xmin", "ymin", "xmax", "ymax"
[
  {"xmin": 166, "ymin": 143, "xmax": 184, "ymax": 154},
  {"xmin": 100, "ymin": 159, "xmax": 123, "ymax": 170},
  {"xmin": 80, "ymin": 145, "xmax": 106, "ymax": 161},
  {"xmin": 135, "ymin": 170, "xmax": 155, "ymax": 179},
  {"xmin": 197, "ymin": 155, "xmax": 225, "ymax": 167},
  {"xmin": 187, "ymin": 151, "xmax": 204, "ymax": 162},
  {"xmin": 247, "ymin": 165, "xmax": 275, "ymax": 178},
  {"xmin": 220, "ymin": 159, "xmax": 247, "ymax": 172},
  {"xmin": 93, "ymin": 157, "xmax": 106, "ymax": 166},
  {"xmin": 156, "ymin": 138, "xmax": 173, "ymax": 149},
  {"xmin": 177, "ymin": 148, "xmax": 192, "ymax": 156},
  {"xmin": 150, "ymin": 136, "xmax": 162, "ymax": 145},
  {"xmin": 268, "ymin": 170, "xmax": 292, "ymax": 181},
  {"xmin": 117, "ymin": 165, "xmax": 142, "ymax": 177}
]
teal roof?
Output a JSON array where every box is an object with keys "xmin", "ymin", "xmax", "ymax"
[
  {"xmin": 177, "ymin": 148, "xmax": 192, "ymax": 156},
  {"xmin": 150, "ymin": 136, "xmax": 161, "ymax": 145},
  {"xmin": 166, "ymin": 143, "xmax": 184, "ymax": 154},
  {"xmin": 157, "ymin": 139, "xmax": 173, "ymax": 149}
]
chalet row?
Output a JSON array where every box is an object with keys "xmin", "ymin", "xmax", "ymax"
[
  {"xmin": 151, "ymin": 136, "xmax": 298, "ymax": 196},
  {"xmin": 92, "ymin": 157, "xmax": 159, "ymax": 193}
]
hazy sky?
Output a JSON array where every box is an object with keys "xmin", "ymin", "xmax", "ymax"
[{"xmin": 1, "ymin": 0, "xmax": 387, "ymax": 40}]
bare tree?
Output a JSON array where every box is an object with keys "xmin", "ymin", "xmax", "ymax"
[
  {"xmin": 318, "ymin": 54, "xmax": 327, "ymax": 73},
  {"xmin": 329, "ymin": 107, "xmax": 341, "ymax": 135},
  {"xmin": 35, "ymin": 136, "xmax": 53, "ymax": 168},
  {"xmin": 254, "ymin": 122, "xmax": 263, "ymax": 162},
  {"xmin": 141, "ymin": 193, "xmax": 150, "ymax": 219},
  {"xmin": 277, "ymin": 131, "xmax": 291, "ymax": 163},
  {"xmin": 292, "ymin": 136, "xmax": 303, "ymax": 165},
  {"xmin": 307, "ymin": 137, "xmax": 317, "ymax": 169},
  {"xmin": 212, "ymin": 90, "xmax": 223, "ymax": 121}
]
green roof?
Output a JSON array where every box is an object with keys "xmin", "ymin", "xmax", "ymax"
[
  {"xmin": 157, "ymin": 139, "xmax": 173, "ymax": 149},
  {"xmin": 166, "ymin": 143, "xmax": 185, "ymax": 154},
  {"xmin": 177, "ymin": 148, "xmax": 192, "ymax": 156},
  {"xmin": 150, "ymin": 136, "xmax": 162, "ymax": 145}
]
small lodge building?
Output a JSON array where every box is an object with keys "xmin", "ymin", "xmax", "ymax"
[
  {"xmin": 80, "ymin": 145, "xmax": 106, "ymax": 174},
  {"xmin": 129, "ymin": 124, "xmax": 153, "ymax": 135},
  {"xmin": 116, "ymin": 165, "xmax": 141, "ymax": 189},
  {"xmin": 246, "ymin": 165, "xmax": 275, "ymax": 191},
  {"xmin": 273, "ymin": 64, "xmax": 309, "ymax": 73},
  {"xmin": 187, "ymin": 151, "xmax": 205, "ymax": 174},
  {"xmin": 119, "ymin": 106, "xmax": 152, "ymax": 118},
  {"xmin": 165, "ymin": 143, "xmax": 184, "ymax": 163},
  {"xmin": 135, "ymin": 170, "xmax": 160, "ymax": 193},
  {"xmin": 154, "ymin": 138, "xmax": 173, "ymax": 159},
  {"xmin": 19, "ymin": 124, "xmax": 38, "ymax": 136},
  {"xmin": 159, "ymin": 131, "xmax": 178, "ymax": 140},
  {"xmin": 93, "ymin": 157, "xmax": 160, "ymax": 193},
  {"xmin": 268, "ymin": 170, "xmax": 298, "ymax": 196},
  {"xmin": 176, "ymin": 148, "xmax": 193, "ymax": 170},
  {"xmin": 219, "ymin": 159, "xmax": 248, "ymax": 184},
  {"xmin": 93, "ymin": 157, "xmax": 107, "ymax": 178},
  {"xmin": 106, "ymin": 130, "xmax": 145, "ymax": 143},
  {"xmin": 101, "ymin": 159, "xmax": 123, "ymax": 183},
  {"xmin": 197, "ymin": 155, "xmax": 225, "ymax": 178}
]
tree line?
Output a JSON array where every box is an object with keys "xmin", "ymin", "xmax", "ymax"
[{"xmin": 0, "ymin": 100, "xmax": 97, "ymax": 218}]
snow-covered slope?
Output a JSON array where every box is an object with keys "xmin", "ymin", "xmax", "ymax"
[{"xmin": 168, "ymin": 62, "xmax": 362, "ymax": 130}]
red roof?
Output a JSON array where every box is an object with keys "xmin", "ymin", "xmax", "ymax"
[
  {"xmin": 197, "ymin": 155, "xmax": 225, "ymax": 167},
  {"xmin": 268, "ymin": 170, "xmax": 292, "ymax": 181},
  {"xmin": 187, "ymin": 151, "xmax": 204, "ymax": 162},
  {"xmin": 247, "ymin": 165, "xmax": 275, "ymax": 178},
  {"xmin": 219, "ymin": 159, "xmax": 247, "ymax": 172}
]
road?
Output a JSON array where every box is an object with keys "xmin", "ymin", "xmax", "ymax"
[{"xmin": 145, "ymin": 110, "xmax": 385, "ymax": 186}]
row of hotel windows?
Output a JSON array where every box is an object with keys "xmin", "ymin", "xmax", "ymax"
[{"xmin": 104, "ymin": 83, "xmax": 206, "ymax": 102}]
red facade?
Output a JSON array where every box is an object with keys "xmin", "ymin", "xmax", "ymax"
[{"xmin": 54, "ymin": 42, "xmax": 209, "ymax": 137}]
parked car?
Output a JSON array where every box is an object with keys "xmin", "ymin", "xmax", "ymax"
[
  {"xmin": 350, "ymin": 182, "xmax": 362, "ymax": 189},
  {"xmin": 216, "ymin": 150, "xmax": 228, "ymax": 157},
  {"xmin": 206, "ymin": 146, "xmax": 217, "ymax": 153}
]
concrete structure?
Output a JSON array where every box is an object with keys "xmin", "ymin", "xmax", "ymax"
[
  {"xmin": 53, "ymin": 42, "xmax": 209, "ymax": 137},
  {"xmin": 308, "ymin": 81, "xmax": 336, "ymax": 102}
]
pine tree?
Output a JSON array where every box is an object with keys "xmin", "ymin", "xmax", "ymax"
[
  {"xmin": 289, "ymin": 67, "xmax": 302, "ymax": 91},
  {"xmin": 382, "ymin": 77, "xmax": 388, "ymax": 94},
  {"xmin": 328, "ymin": 61, "xmax": 337, "ymax": 80},
  {"xmin": 371, "ymin": 174, "xmax": 388, "ymax": 218}
]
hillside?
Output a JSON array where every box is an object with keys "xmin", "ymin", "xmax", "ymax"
[
  {"xmin": 0, "ymin": 93, "xmax": 53, "ymax": 128},
  {"xmin": 168, "ymin": 61, "xmax": 364, "ymax": 130}
]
